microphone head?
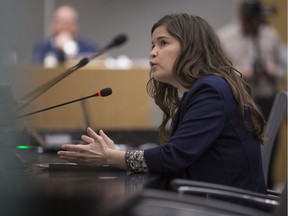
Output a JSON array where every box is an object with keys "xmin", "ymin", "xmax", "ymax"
[
  {"xmin": 107, "ymin": 34, "xmax": 128, "ymax": 49},
  {"xmin": 76, "ymin": 57, "xmax": 90, "ymax": 68},
  {"xmin": 98, "ymin": 88, "xmax": 112, "ymax": 97}
]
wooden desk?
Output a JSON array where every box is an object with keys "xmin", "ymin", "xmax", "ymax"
[{"xmin": 16, "ymin": 66, "xmax": 155, "ymax": 130}]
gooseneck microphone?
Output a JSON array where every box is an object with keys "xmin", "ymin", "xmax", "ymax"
[
  {"xmin": 15, "ymin": 88, "xmax": 112, "ymax": 119},
  {"xmin": 15, "ymin": 34, "xmax": 127, "ymax": 114},
  {"xmin": 89, "ymin": 34, "xmax": 128, "ymax": 61}
]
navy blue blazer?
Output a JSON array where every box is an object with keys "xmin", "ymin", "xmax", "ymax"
[
  {"xmin": 144, "ymin": 75, "xmax": 267, "ymax": 193},
  {"xmin": 32, "ymin": 37, "xmax": 97, "ymax": 64}
]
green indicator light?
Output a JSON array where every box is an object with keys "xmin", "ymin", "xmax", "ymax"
[{"xmin": 16, "ymin": 145, "xmax": 33, "ymax": 149}]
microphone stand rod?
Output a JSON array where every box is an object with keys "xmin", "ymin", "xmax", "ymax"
[
  {"xmin": 15, "ymin": 92, "xmax": 97, "ymax": 119},
  {"xmin": 14, "ymin": 33, "xmax": 127, "ymax": 114},
  {"xmin": 23, "ymin": 43, "xmax": 112, "ymax": 103},
  {"xmin": 14, "ymin": 58, "xmax": 89, "ymax": 114}
]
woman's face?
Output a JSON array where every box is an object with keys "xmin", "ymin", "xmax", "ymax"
[{"xmin": 149, "ymin": 26, "xmax": 181, "ymax": 87}]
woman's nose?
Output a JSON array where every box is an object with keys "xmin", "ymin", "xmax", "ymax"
[{"xmin": 149, "ymin": 48, "xmax": 158, "ymax": 58}]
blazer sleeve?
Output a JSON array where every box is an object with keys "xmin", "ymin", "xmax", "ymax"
[{"xmin": 144, "ymin": 81, "xmax": 227, "ymax": 175}]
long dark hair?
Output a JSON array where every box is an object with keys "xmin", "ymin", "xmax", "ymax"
[{"xmin": 147, "ymin": 13, "xmax": 265, "ymax": 144}]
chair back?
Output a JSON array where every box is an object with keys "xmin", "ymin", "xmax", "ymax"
[{"xmin": 261, "ymin": 91, "xmax": 287, "ymax": 186}]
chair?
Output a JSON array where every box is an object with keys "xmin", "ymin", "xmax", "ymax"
[
  {"xmin": 104, "ymin": 189, "xmax": 274, "ymax": 216},
  {"xmin": 273, "ymin": 184, "xmax": 287, "ymax": 216},
  {"xmin": 261, "ymin": 91, "xmax": 287, "ymax": 187},
  {"xmin": 170, "ymin": 91, "xmax": 287, "ymax": 212},
  {"xmin": 170, "ymin": 179, "xmax": 280, "ymax": 212}
]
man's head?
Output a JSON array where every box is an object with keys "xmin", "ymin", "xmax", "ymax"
[
  {"xmin": 51, "ymin": 5, "xmax": 79, "ymax": 38},
  {"xmin": 239, "ymin": 0, "xmax": 263, "ymax": 36}
]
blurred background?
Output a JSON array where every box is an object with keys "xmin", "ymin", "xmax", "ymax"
[{"xmin": 0, "ymin": 0, "xmax": 286, "ymax": 191}]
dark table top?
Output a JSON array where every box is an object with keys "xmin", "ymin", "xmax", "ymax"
[{"xmin": 0, "ymin": 146, "xmax": 161, "ymax": 216}]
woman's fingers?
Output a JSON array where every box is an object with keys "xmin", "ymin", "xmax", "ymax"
[
  {"xmin": 57, "ymin": 128, "xmax": 110, "ymax": 167},
  {"xmin": 82, "ymin": 135, "xmax": 94, "ymax": 143},
  {"xmin": 99, "ymin": 130, "xmax": 115, "ymax": 149},
  {"xmin": 85, "ymin": 127, "xmax": 114, "ymax": 149},
  {"xmin": 58, "ymin": 149, "xmax": 104, "ymax": 166},
  {"xmin": 58, "ymin": 149, "xmax": 102, "ymax": 159},
  {"xmin": 87, "ymin": 127, "xmax": 102, "ymax": 140},
  {"xmin": 61, "ymin": 144, "xmax": 88, "ymax": 153},
  {"xmin": 99, "ymin": 130, "xmax": 113, "ymax": 143}
]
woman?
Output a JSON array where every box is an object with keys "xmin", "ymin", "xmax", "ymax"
[{"xmin": 58, "ymin": 13, "xmax": 267, "ymax": 193}]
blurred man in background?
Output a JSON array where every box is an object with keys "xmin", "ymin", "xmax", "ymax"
[
  {"xmin": 32, "ymin": 5, "xmax": 98, "ymax": 67},
  {"xmin": 218, "ymin": 0, "xmax": 284, "ymax": 120}
]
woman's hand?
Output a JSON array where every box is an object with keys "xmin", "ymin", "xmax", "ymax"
[{"xmin": 57, "ymin": 127, "xmax": 115, "ymax": 167}]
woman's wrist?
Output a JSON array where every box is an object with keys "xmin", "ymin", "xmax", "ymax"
[{"xmin": 105, "ymin": 148, "xmax": 126, "ymax": 169}]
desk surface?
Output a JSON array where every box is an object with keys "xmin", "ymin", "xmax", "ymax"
[{"xmin": 1, "ymin": 147, "xmax": 161, "ymax": 216}]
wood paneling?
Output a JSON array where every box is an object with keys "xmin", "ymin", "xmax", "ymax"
[{"xmin": 17, "ymin": 66, "xmax": 154, "ymax": 130}]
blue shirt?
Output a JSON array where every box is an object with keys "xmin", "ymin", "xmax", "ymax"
[
  {"xmin": 144, "ymin": 75, "xmax": 267, "ymax": 193},
  {"xmin": 32, "ymin": 37, "xmax": 97, "ymax": 64}
]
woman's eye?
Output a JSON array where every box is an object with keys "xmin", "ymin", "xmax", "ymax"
[{"xmin": 160, "ymin": 40, "xmax": 167, "ymax": 46}]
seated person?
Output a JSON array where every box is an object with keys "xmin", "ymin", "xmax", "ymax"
[
  {"xmin": 58, "ymin": 13, "xmax": 267, "ymax": 194},
  {"xmin": 32, "ymin": 5, "xmax": 98, "ymax": 66}
]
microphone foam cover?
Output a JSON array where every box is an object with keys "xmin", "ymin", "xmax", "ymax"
[
  {"xmin": 109, "ymin": 34, "xmax": 128, "ymax": 48},
  {"xmin": 99, "ymin": 88, "xmax": 112, "ymax": 97}
]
